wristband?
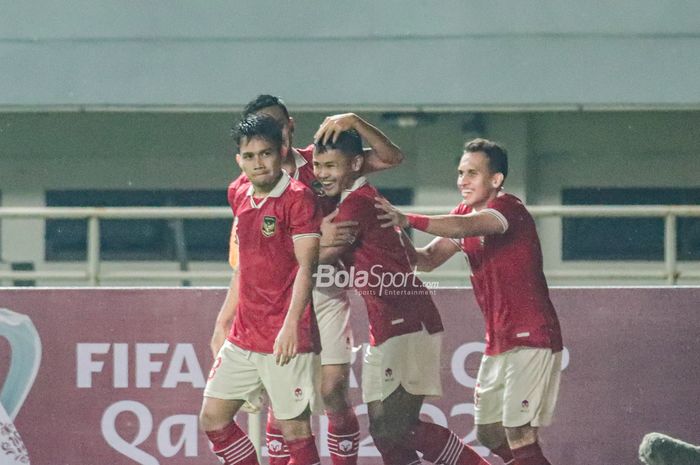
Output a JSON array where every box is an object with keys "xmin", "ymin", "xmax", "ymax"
[{"xmin": 407, "ymin": 214, "xmax": 430, "ymax": 231}]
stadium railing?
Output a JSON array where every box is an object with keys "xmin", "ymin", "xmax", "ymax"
[{"xmin": 1, "ymin": 205, "xmax": 700, "ymax": 285}]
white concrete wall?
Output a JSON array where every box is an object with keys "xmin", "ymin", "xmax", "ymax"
[{"xmin": 2, "ymin": 1, "xmax": 700, "ymax": 108}]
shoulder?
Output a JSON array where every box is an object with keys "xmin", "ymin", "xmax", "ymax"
[
  {"xmin": 228, "ymin": 176, "xmax": 250, "ymax": 208},
  {"xmin": 486, "ymin": 193, "xmax": 533, "ymax": 231},
  {"xmin": 285, "ymin": 178, "xmax": 318, "ymax": 205},
  {"xmin": 488, "ymin": 193, "xmax": 527, "ymax": 214}
]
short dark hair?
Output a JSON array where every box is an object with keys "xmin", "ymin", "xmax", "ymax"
[
  {"xmin": 314, "ymin": 129, "xmax": 363, "ymax": 157},
  {"xmin": 232, "ymin": 113, "xmax": 284, "ymax": 151},
  {"xmin": 464, "ymin": 138, "xmax": 508, "ymax": 179},
  {"xmin": 242, "ymin": 94, "xmax": 290, "ymax": 120}
]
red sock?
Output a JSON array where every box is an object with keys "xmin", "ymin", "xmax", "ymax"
[
  {"xmin": 266, "ymin": 412, "xmax": 290, "ymax": 465},
  {"xmin": 205, "ymin": 421, "xmax": 258, "ymax": 465},
  {"xmin": 286, "ymin": 436, "xmax": 321, "ymax": 465},
  {"xmin": 492, "ymin": 444, "xmax": 514, "ymax": 464},
  {"xmin": 512, "ymin": 442, "xmax": 551, "ymax": 465},
  {"xmin": 373, "ymin": 436, "xmax": 422, "ymax": 465},
  {"xmin": 327, "ymin": 408, "xmax": 360, "ymax": 465},
  {"xmin": 408, "ymin": 421, "xmax": 489, "ymax": 465}
]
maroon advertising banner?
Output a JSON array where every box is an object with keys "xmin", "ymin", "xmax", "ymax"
[{"xmin": 1, "ymin": 287, "xmax": 699, "ymax": 465}]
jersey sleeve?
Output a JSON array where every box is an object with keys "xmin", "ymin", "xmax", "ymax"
[
  {"xmin": 289, "ymin": 188, "xmax": 322, "ymax": 240},
  {"xmin": 486, "ymin": 195, "xmax": 525, "ymax": 233}
]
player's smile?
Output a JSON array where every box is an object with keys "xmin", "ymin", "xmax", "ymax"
[{"xmin": 312, "ymin": 148, "xmax": 361, "ymax": 198}]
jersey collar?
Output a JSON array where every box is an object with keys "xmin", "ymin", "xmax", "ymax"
[
  {"xmin": 340, "ymin": 176, "xmax": 368, "ymax": 203},
  {"xmin": 246, "ymin": 171, "xmax": 292, "ymax": 209},
  {"xmin": 290, "ymin": 149, "xmax": 308, "ymax": 180}
]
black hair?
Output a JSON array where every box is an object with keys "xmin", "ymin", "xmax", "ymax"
[
  {"xmin": 314, "ymin": 129, "xmax": 363, "ymax": 157},
  {"xmin": 242, "ymin": 94, "xmax": 290, "ymax": 120},
  {"xmin": 464, "ymin": 138, "xmax": 508, "ymax": 179},
  {"xmin": 232, "ymin": 113, "xmax": 284, "ymax": 151}
]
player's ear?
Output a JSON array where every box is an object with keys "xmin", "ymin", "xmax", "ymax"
[
  {"xmin": 235, "ymin": 153, "xmax": 242, "ymax": 168},
  {"xmin": 491, "ymin": 172, "xmax": 505, "ymax": 189},
  {"xmin": 279, "ymin": 145, "xmax": 289, "ymax": 159},
  {"xmin": 287, "ymin": 116, "xmax": 295, "ymax": 136},
  {"xmin": 351, "ymin": 154, "xmax": 364, "ymax": 173}
]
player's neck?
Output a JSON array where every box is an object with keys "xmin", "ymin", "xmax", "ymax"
[
  {"xmin": 252, "ymin": 172, "xmax": 283, "ymax": 198},
  {"xmin": 282, "ymin": 148, "xmax": 299, "ymax": 177}
]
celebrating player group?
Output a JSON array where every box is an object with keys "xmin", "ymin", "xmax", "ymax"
[{"xmin": 199, "ymin": 95, "xmax": 563, "ymax": 465}]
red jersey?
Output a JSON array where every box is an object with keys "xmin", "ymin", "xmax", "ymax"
[
  {"xmin": 452, "ymin": 193, "xmax": 563, "ymax": 355},
  {"xmin": 227, "ymin": 172, "xmax": 322, "ymax": 354},
  {"xmin": 333, "ymin": 177, "xmax": 443, "ymax": 346}
]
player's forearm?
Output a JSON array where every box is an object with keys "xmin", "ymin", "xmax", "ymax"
[
  {"xmin": 414, "ymin": 248, "xmax": 437, "ymax": 272},
  {"xmin": 411, "ymin": 214, "xmax": 503, "ymax": 239},
  {"xmin": 284, "ymin": 265, "xmax": 315, "ymax": 325},
  {"xmin": 356, "ymin": 117, "xmax": 404, "ymax": 172},
  {"xmin": 210, "ymin": 273, "xmax": 238, "ymax": 355}
]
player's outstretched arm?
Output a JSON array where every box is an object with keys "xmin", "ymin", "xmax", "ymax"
[
  {"xmin": 415, "ymin": 237, "xmax": 461, "ymax": 272},
  {"xmin": 210, "ymin": 271, "xmax": 239, "ymax": 358},
  {"xmin": 274, "ymin": 235, "xmax": 319, "ymax": 366},
  {"xmin": 375, "ymin": 197, "xmax": 506, "ymax": 239},
  {"xmin": 314, "ymin": 113, "xmax": 404, "ymax": 173}
]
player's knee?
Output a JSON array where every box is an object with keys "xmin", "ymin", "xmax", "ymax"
[
  {"xmin": 475, "ymin": 425, "xmax": 502, "ymax": 450},
  {"xmin": 504, "ymin": 423, "xmax": 538, "ymax": 449},
  {"xmin": 199, "ymin": 405, "xmax": 225, "ymax": 432},
  {"xmin": 321, "ymin": 383, "xmax": 349, "ymax": 412}
]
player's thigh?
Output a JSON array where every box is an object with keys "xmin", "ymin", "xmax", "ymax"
[
  {"xmin": 259, "ymin": 352, "xmax": 323, "ymax": 420},
  {"xmin": 361, "ymin": 330, "xmax": 442, "ymax": 404},
  {"xmin": 474, "ymin": 353, "xmax": 507, "ymax": 426},
  {"xmin": 204, "ymin": 341, "xmax": 265, "ymax": 412},
  {"xmin": 502, "ymin": 347, "xmax": 560, "ymax": 428}
]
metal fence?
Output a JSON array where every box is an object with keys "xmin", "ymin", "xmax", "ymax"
[{"xmin": 1, "ymin": 205, "xmax": 700, "ymax": 285}]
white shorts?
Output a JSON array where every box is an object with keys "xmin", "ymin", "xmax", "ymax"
[
  {"xmin": 474, "ymin": 347, "xmax": 561, "ymax": 428},
  {"xmin": 313, "ymin": 286, "xmax": 353, "ymax": 365},
  {"xmin": 204, "ymin": 340, "xmax": 323, "ymax": 420},
  {"xmin": 362, "ymin": 329, "xmax": 443, "ymax": 403}
]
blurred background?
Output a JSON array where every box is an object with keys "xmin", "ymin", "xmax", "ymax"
[{"xmin": 1, "ymin": 1, "xmax": 700, "ymax": 287}]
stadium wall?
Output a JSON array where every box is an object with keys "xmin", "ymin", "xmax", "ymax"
[
  {"xmin": 1, "ymin": 111, "xmax": 700, "ymax": 286},
  {"xmin": 1, "ymin": 287, "xmax": 698, "ymax": 464}
]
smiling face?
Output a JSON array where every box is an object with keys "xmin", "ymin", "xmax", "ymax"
[
  {"xmin": 312, "ymin": 148, "xmax": 363, "ymax": 197},
  {"xmin": 457, "ymin": 151, "xmax": 504, "ymax": 210},
  {"xmin": 236, "ymin": 136, "xmax": 283, "ymax": 194}
]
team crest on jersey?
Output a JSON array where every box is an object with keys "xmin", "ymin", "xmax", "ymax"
[
  {"xmin": 384, "ymin": 368, "xmax": 393, "ymax": 381},
  {"xmin": 294, "ymin": 387, "xmax": 303, "ymax": 399},
  {"xmin": 262, "ymin": 216, "xmax": 277, "ymax": 237}
]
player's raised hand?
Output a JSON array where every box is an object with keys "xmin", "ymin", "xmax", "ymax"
[
  {"xmin": 321, "ymin": 209, "xmax": 359, "ymax": 246},
  {"xmin": 314, "ymin": 113, "xmax": 359, "ymax": 144},
  {"xmin": 273, "ymin": 323, "xmax": 298, "ymax": 366},
  {"xmin": 375, "ymin": 197, "xmax": 409, "ymax": 229}
]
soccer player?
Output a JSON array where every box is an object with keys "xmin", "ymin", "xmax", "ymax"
[
  {"xmin": 375, "ymin": 138, "xmax": 563, "ymax": 465},
  {"xmin": 313, "ymin": 130, "xmax": 491, "ymax": 465},
  {"xmin": 200, "ymin": 114, "xmax": 323, "ymax": 465},
  {"xmin": 219, "ymin": 94, "xmax": 406, "ymax": 465}
]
